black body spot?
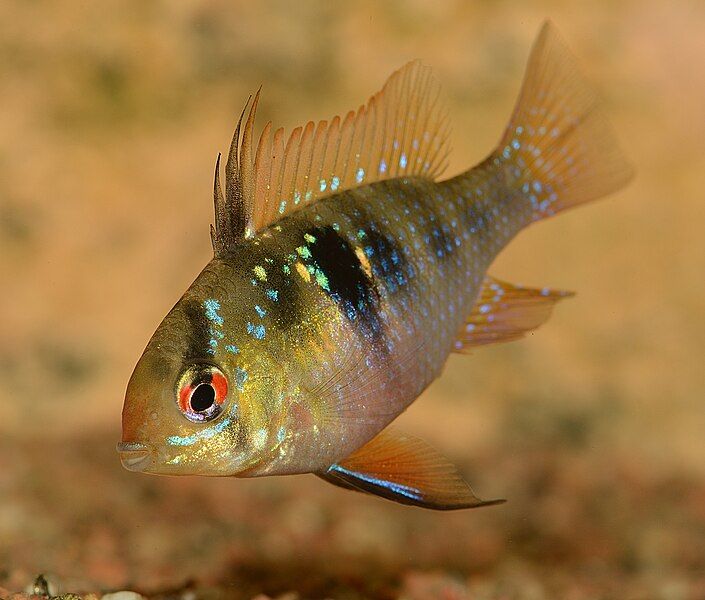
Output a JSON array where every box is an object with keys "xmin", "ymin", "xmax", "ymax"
[
  {"xmin": 307, "ymin": 225, "xmax": 383, "ymax": 341},
  {"xmin": 360, "ymin": 227, "xmax": 410, "ymax": 293}
]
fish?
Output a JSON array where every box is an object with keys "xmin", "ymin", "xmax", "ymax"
[{"xmin": 118, "ymin": 22, "xmax": 633, "ymax": 510}]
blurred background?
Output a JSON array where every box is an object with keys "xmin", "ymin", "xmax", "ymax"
[{"xmin": 1, "ymin": 1, "xmax": 704, "ymax": 598}]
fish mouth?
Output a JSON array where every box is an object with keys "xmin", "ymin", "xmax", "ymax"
[{"xmin": 117, "ymin": 441, "xmax": 153, "ymax": 472}]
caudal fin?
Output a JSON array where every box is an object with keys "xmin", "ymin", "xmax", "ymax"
[{"xmin": 496, "ymin": 21, "xmax": 633, "ymax": 221}]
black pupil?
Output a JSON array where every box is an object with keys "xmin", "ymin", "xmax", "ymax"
[{"xmin": 190, "ymin": 383, "xmax": 216, "ymax": 412}]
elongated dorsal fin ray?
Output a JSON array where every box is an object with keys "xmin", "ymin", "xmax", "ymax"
[
  {"xmin": 239, "ymin": 87, "xmax": 261, "ymax": 232},
  {"xmin": 454, "ymin": 276, "xmax": 574, "ymax": 352},
  {"xmin": 318, "ymin": 430, "xmax": 504, "ymax": 510},
  {"xmin": 214, "ymin": 60, "xmax": 451, "ymax": 247},
  {"xmin": 212, "ymin": 96, "xmax": 257, "ymax": 255},
  {"xmin": 210, "ymin": 152, "xmax": 224, "ymax": 251}
]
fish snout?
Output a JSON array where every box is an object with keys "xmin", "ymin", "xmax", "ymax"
[{"xmin": 117, "ymin": 441, "xmax": 153, "ymax": 472}]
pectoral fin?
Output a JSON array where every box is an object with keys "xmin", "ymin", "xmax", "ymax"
[{"xmin": 318, "ymin": 430, "xmax": 504, "ymax": 510}]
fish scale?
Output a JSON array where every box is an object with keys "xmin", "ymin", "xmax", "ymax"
[{"xmin": 118, "ymin": 22, "xmax": 632, "ymax": 510}]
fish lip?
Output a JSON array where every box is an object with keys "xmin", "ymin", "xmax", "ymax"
[{"xmin": 117, "ymin": 441, "xmax": 153, "ymax": 472}]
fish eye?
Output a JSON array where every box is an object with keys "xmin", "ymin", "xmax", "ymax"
[{"xmin": 176, "ymin": 365, "xmax": 228, "ymax": 423}]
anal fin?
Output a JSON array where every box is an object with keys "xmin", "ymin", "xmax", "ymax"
[
  {"xmin": 318, "ymin": 430, "xmax": 503, "ymax": 510},
  {"xmin": 454, "ymin": 276, "xmax": 573, "ymax": 352}
]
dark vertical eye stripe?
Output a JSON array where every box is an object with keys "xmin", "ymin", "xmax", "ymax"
[
  {"xmin": 307, "ymin": 225, "xmax": 384, "ymax": 341},
  {"xmin": 181, "ymin": 298, "xmax": 212, "ymax": 359}
]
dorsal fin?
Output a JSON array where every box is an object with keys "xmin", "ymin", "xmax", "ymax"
[
  {"xmin": 211, "ymin": 93, "xmax": 259, "ymax": 255},
  {"xmin": 212, "ymin": 60, "xmax": 451, "ymax": 252}
]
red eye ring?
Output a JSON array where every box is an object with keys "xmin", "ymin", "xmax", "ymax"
[
  {"xmin": 210, "ymin": 372, "xmax": 228, "ymax": 404},
  {"xmin": 176, "ymin": 365, "xmax": 229, "ymax": 423}
]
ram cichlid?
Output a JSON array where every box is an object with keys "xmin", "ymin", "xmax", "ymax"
[{"xmin": 118, "ymin": 22, "xmax": 632, "ymax": 510}]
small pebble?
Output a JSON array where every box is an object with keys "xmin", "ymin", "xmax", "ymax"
[{"xmin": 102, "ymin": 593, "xmax": 144, "ymax": 600}]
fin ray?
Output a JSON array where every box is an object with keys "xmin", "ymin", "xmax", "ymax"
[
  {"xmin": 495, "ymin": 21, "xmax": 633, "ymax": 222},
  {"xmin": 307, "ymin": 337, "xmax": 425, "ymax": 427},
  {"xmin": 318, "ymin": 430, "xmax": 504, "ymax": 510},
  {"xmin": 214, "ymin": 60, "xmax": 450, "ymax": 247},
  {"xmin": 454, "ymin": 276, "xmax": 573, "ymax": 352}
]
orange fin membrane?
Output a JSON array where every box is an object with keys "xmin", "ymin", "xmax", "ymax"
[
  {"xmin": 212, "ymin": 60, "xmax": 451, "ymax": 253},
  {"xmin": 454, "ymin": 276, "xmax": 573, "ymax": 352},
  {"xmin": 495, "ymin": 21, "xmax": 633, "ymax": 223},
  {"xmin": 318, "ymin": 430, "xmax": 504, "ymax": 510}
]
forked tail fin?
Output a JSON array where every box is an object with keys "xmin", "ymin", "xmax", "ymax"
[{"xmin": 495, "ymin": 21, "xmax": 633, "ymax": 222}]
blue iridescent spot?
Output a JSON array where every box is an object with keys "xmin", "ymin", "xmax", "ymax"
[
  {"xmin": 225, "ymin": 344, "xmax": 239, "ymax": 354},
  {"xmin": 204, "ymin": 299, "xmax": 223, "ymax": 326},
  {"xmin": 399, "ymin": 153, "xmax": 407, "ymax": 168},
  {"xmin": 254, "ymin": 305, "xmax": 266, "ymax": 318},
  {"xmin": 235, "ymin": 367, "xmax": 248, "ymax": 390},
  {"xmin": 266, "ymin": 289, "xmax": 279, "ymax": 301},
  {"xmin": 247, "ymin": 322, "xmax": 266, "ymax": 339},
  {"xmin": 315, "ymin": 269, "xmax": 329, "ymax": 291},
  {"xmin": 168, "ymin": 418, "xmax": 232, "ymax": 447},
  {"xmin": 329, "ymin": 465, "xmax": 422, "ymax": 501},
  {"xmin": 331, "ymin": 176, "xmax": 340, "ymax": 191},
  {"xmin": 379, "ymin": 159, "xmax": 387, "ymax": 174},
  {"xmin": 319, "ymin": 179, "xmax": 327, "ymax": 192},
  {"xmin": 356, "ymin": 168, "xmax": 365, "ymax": 183}
]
